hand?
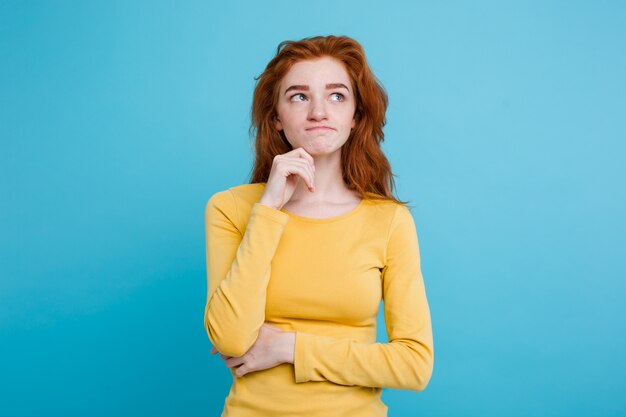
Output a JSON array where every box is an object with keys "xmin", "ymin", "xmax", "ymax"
[
  {"xmin": 259, "ymin": 147, "xmax": 316, "ymax": 210},
  {"xmin": 210, "ymin": 323, "xmax": 296, "ymax": 377}
]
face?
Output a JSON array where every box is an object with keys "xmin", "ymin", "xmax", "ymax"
[{"xmin": 274, "ymin": 56, "xmax": 356, "ymax": 156}]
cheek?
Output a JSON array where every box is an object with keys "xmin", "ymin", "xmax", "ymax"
[
  {"xmin": 280, "ymin": 110, "xmax": 304, "ymax": 129},
  {"xmin": 341, "ymin": 108, "xmax": 356, "ymax": 127}
]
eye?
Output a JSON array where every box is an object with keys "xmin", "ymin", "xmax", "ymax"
[
  {"xmin": 290, "ymin": 93, "xmax": 307, "ymax": 102},
  {"xmin": 330, "ymin": 92, "xmax": 345, "ymax": 101}
]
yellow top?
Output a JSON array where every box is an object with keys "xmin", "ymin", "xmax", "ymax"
[{"xmin": 204, "ymin": 182, "xmax": 434, "ymax": 416}]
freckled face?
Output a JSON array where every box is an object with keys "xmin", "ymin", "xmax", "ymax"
[{"xmin": 274, "ymin": 57, "xmax": 356, "ymax": 156}]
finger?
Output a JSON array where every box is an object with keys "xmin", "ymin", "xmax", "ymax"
[
  {"xmin": 220, "ymin": 354, "xmax": 231, "ymax": 360},
  {"xmin": 280, "ymin": 162, "xmax": 315, "ymax": 191},
  {"xmin": 226, "ymin": 356, "xmax": 246, "ymax": 369},
  {"xmin": 293, "ymin": 147, "xmax": 315, "ymax": 169},
  {"xmin": 235, "ymin": 364, "xmax": 248, "ymax": 377},
  {"xmin": 290, "ymin": 159, "xmax": 315, "ymax": 190},
  {"xmin": 274, "ymin": 157, "xmax": 315, "ymax": 192},
  {"xmin": 210, "ymin": 346, "xmax": 218, "ymax": 354},
  {"xmin": 290, "ymin": 160, "xmax": 315, "ymax": 191},
  {"xmin": 295, "ymin": 148, "xmax": 316, "ymax": 175}
]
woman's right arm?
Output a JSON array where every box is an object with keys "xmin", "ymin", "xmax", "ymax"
[
  {"xmin": 205, "ymin": 147, "xmax": 315, "ymax": 357},
  {"xmin": 204, "ymin": 189, "xmax": 289, "ymax": 358}
]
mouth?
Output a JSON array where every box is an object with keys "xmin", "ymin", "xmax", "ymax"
[{"xmin": 306, "ymin": 126, "xmax": 335, "ymax": 131}]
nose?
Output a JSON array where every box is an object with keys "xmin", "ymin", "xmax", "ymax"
[{"xmin": 307, "ymin": 97, "xmax": 328, "ymax": 121}]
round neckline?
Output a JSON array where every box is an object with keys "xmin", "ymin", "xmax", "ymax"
[
  {"xmin": 280, "ymin": 198, "xmax": 367, "ymax": 223},
  {"xmin": 257, "ymin": 182, "xmax": 368, "ymax": 223}
]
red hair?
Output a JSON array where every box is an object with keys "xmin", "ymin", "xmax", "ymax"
[{"xmin": 248, "ymin": 35, "xmax": 408, "ymax": 205}]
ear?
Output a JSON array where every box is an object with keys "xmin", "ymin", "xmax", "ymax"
[
  {"xmin": 351, "ymin": 115, "xmax": 356, "ymax": 129},
  {"xmin": 274, "ymin": 115, "xmax": 283, "ymax": 131}
]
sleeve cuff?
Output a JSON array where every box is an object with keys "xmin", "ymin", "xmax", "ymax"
[{"xmin": 294, "ymin": 331, "xmax": 312, "ymax": 383}]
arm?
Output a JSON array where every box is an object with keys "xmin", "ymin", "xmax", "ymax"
[
  {"xmin": 204, "ymin": 190, "xmax": 290, "ymax": 357},
  {"xmin": 293, "ymin": 204, "xmax": 434, "ymax": 391}
]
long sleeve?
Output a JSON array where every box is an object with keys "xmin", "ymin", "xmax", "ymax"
[
  {"xmin": 293, "ymin": 204, "xmax": 434, "ymax": 391},
  {"xmin": 204, "ymin": 189, "xmax": 290, "ymax": 357}
]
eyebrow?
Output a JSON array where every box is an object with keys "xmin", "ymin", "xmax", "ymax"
[{"xmin": 284, "ymin": 83, "xmax": 350, "ymax": 95}]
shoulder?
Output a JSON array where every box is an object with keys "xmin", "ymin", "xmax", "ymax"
[
  {"xmin": 363, "ymin": 194, "xmax": 413, "ymax": 226},
  {"xmin": 205, "ymin": 183, "xmax": 266, "ymax": 229},
  {"xmin": 362, "ymin": 198, "xmax": 418, "ymax": 254},
  {"xmin": 206, "ymin": 183, "xmax": 264, "ymax": 206},
  {"xmin": 229, "ymin": 182, "xmax": 266, "ymax": 205}
]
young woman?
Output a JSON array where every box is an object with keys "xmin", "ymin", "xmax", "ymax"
[{"xmin": 204, "ymin": 35, "xmax": 434, "ymax": 416}]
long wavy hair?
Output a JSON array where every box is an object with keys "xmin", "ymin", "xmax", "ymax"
[{"xmin": 248, "ymin": 35, "xmax": 408, "ymax": 205}]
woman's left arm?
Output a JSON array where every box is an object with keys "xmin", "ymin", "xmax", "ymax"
[{"xmin": 293, "ymin": 204, "xmax": 434, "ymax": 391}]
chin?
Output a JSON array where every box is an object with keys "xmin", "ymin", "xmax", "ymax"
[{"xmin": 306, "ymin": 144, "xmax": 342, "ymax": 157}]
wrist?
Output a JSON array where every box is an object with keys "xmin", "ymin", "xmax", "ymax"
[
  {"xmin": 258, "ymin": 197, "xmax": 281, "ymax": 211},
  {"xmin": 282, "ymin": 331, "xmax": 296, "ymax": 364}
]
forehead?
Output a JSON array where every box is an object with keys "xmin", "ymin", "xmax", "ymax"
[{"xmin": 280, "ymin": 57, "xmax": 352, "ymax": 90}]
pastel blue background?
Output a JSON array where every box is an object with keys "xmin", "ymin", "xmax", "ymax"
[{"xmin": 1, "ymin": 1, "xmax": 625, "ymax": 416}]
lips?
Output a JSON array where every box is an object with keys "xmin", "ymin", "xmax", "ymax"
[{"xmin": 306, "ymin": 126, "xmax": 334, "ymax": 131}]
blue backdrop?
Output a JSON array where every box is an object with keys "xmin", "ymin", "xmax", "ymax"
[{"xmin": 1, "ymin": 1, "xmax": 625, "ymax": 416}]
